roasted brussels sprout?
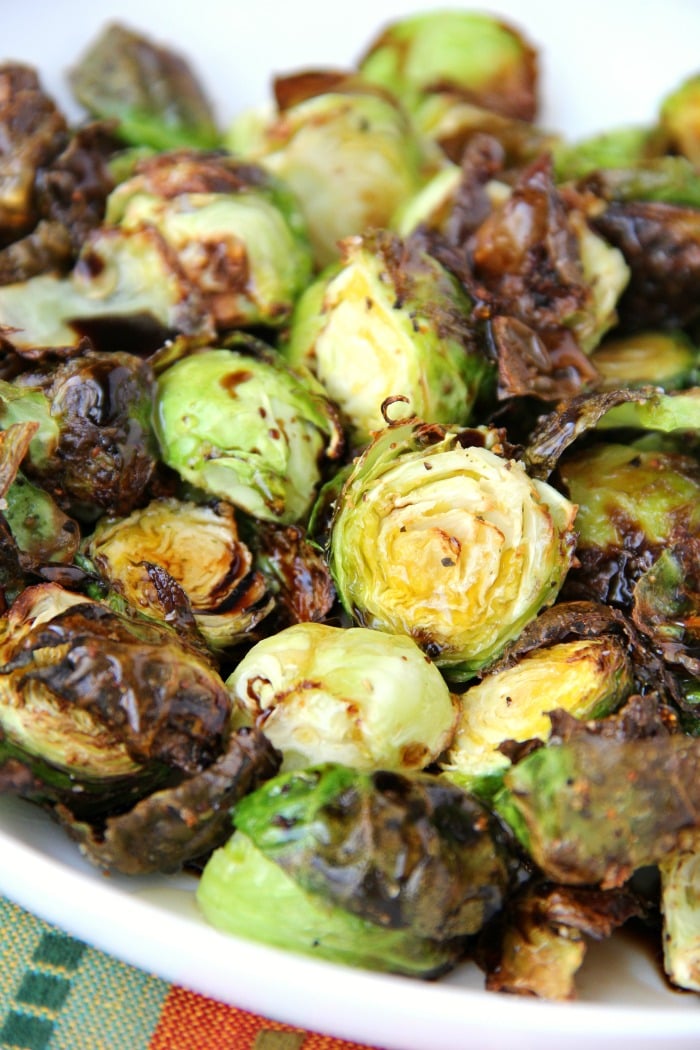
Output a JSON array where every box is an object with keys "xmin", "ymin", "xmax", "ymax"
[
  {"xmin": 441, "ymin": 634, "xmax": 633, "ymax": 797},
  {"xmin": 659, "ymin": 73, "xmax": 700, "ymax": 166},
  {"xmin": 358, "ymin": 10, "xmax": 538, "ymax": 122},
  {"xmin": 328, "ymin": 419, "xmax": 576, "ymax": 678},
  {"xmin": 558, "ymin": 441, "xmax": 700, "ymax": 607},
  {"xmin": 226, "ymin": 622, "xmax": 457, "ymax": 772},
  {"xmin": 69, "ymin": 22, "xmax": 220, "ymax": 151},
  {"xmin": 197, "ymin": 764, "xmax": 513, "ymax": 974},
  {"xmin": 283, "ymin": 230, "xmax": 493, "ymax": 447},
  {"xmin": 590, "ymin": 330, "xmax": 700, "ymax": 391},
  {"xmin": 553, "ymin": 126, "xmax": 660, "ymax": 182},
  {"xmin": 85, "ymin": 497, "xmax": 274, "ymax": 651},
  {"xmin": 153, "ymin": 342, "xmax": 343, "ymax": 525},
  {"xmin": 0, "ymin": 351, "xmax": 158, "ymax": 520},
  {"xmin": 659, "ymin": 832, "xmax": 700, "ymax": 992},
  {"xmin": 227, "ymin": 74, "xmax": 430, "ymax": 267}
]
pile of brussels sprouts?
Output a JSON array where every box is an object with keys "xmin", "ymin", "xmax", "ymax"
[{"xmin": 0, "ymin": 9, "xmax": 699, "ymax": 1000}]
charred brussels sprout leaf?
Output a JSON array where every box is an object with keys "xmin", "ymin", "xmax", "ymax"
[
  {"xmin": 85, "ymin": 498, "xmax": 274, "ymax": 651},
  {"xmin": 153, "ymin": 343, "xmax": 343, "ymax": 525},
  {"xmin": 0, "ymin": 351, "xmax": 158, "ymax": 520},
  {"xmin": 497, "ymin": 730, "xmax": 700, "ymax": 887},
  {"xmin": 226, "ymin": 622, "xmax": 457, "ymax": 772},
  {"xmin": 328, "ymin": 419, "xmax": 576, "ymax": 678},
  {"xmin": 198, "ymin": 763, "xmax": 514, "ymax": 974},
  {"xmin": 69, "ymin": 22, "xmax": 220, "ymax": 151},
  {"xmin": 284, "ymin": 230, "xmax": 493, "ymax": 447},
  {"xmin": 358, "ymin": 10, "xmax": 539, "ymax": 122}
]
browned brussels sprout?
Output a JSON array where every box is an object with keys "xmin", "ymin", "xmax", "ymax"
[
  {"xmin": 85, "ymin": 497, "xmax": 274, "ymax": 651},
  {"xmin": 198, "ymin": 763, "xmax": 515, "ymax": 974},
  {"xmin": 0, "ymin": 351, "xmax": 159, "ymax": 520}
]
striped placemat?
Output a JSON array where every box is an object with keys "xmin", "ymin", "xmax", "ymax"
[{"xmin": 0, "ymin": 898, "xmax": 381, "ymax": 1050}]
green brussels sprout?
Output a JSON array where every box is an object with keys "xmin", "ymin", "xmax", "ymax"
[
  {"xmin": 593, "ymin": 386, "xmax": 700, "ymax": 434},
  {"xmin": 553, "ymin": 126, "xmax": 660, "ymax": 182},
  {"xmin": 328, "ymin": 419, "xmax": 577, "ymax": 678},
  {"xmin": 558, "ymin": 441, "xmax": 700, "ymax": 606},
  {"xmin": 0, "ymin": 351, "xmax": 158, "ymax": 520},
  {"xmin": 227, "ymin": 76, "xmax": 430, "ymax": 268},
  {"xmin": 495, "ymin": 729, "xmax": 700, "ymax": 888},
  {"xmin": 283, "ymin": 230, "xmax": 493, "ymax": 447},
  {"xmin": 659, "ymin": 73, "xmax": 700, "ymax": 166},
  {"xmin": 153, "ymin": 342, "xmax": 343, "ymax": 525},
  {"xmin": 226, "ymin": 622, "xmax": 457, "ymax": 772},
  {"xmin": 659, "ymin": 832, "xmax": 700, "ymax": 992},
  {"xmin": 357, "ymin": 10, "xmax": 538, "ymax": 122},
  {"xmin": 441, "ymin": 636, "xmax": 633, "ymax": 797},
  {"xmin": 68, "ymin": 22, "xmax": 220, "ymax": 151},
  {"xmin": 85, "ymin": 497, "xmax": 274, "ymax": 652},
  {"xmin": 590, "ymin": 330, "xmax": 700, "ymax": 391},
  {"xmin": 197, "ymin": 763, "xmax": 513, "ymax": 975}
]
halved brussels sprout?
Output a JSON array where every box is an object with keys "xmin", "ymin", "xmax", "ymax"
[
  {"xmin": 328, "ymin": 419, "xmax": 577, "ymax": 678},
  {"xmin": 227, "ymin": 76, "xmax": 430, "ymax": 268},
  {"xmin": 357, "ymin": 10, "xmax": 538, "ymax": 121},
  {"xmin": 226, "ymin": 621, "xmax": 457, "ymax": 772},
  {"xmin": 659, "ymin": 73, "xmax": 700, "ymax": 166},
  {"xmin": 85, "ymin": 497, "xmax": 274, "ymax": 651},
  {"xmin": 590, "ymin": 330, "xmax": 700, "ymax": 391},
  {"xmin": 283, "ymin": 230, "xmax": 493, "ymax": 447},
  {"xmin": 441, "ymin": 636, "xmax": 633, "ymax": 797},
  {"xmin": 660, "ymin": 832, "xmax": 700, "ymax": 992},
  {"xmin": 153, "ymin": 342, "xmax": 343, "ymax": 525},
  {"xmin": 197, "ymin": 764, "xmax": 513, "ymax": 974}
]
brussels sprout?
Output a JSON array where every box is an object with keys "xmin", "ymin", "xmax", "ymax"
[
  {"xmin": 153, "ymin": 342, "xmax": 343, "ymax": 525},
  {"xmin": 553, "ymin": 126, "xmax": 659, "ymax": 182},
  {"xmin": 357, "ymin": 10, "xmax": 538, "ymax": 122},
  {"xmin": 659, "ymin": 73, "xmax": 700, "ymax": 166},
  {"xmin": 227, "ymin": 76, "xmax": 429, "ymax": 268},
  {"xmin": 101, "ymin": 150, "xmax": 313, "ymax": 329},
  {"xmin": 590, "ymin": 330, "xmax": 700, "ymax": 391},
  {"xmin": 69, "ymin": 22, "xmax": 220, "ymax": 151},
  {"xmin": 0, "ymin": 351, "xmax": 158, "ymax": 520},
  {"xmin": 328, "ymin": 419, "xmax": 577, "ymax": 678},
  {"xmin": 496, "ymin": 728, "xmax": 700, "ymax": 887},
  {"xmin": 283, "ymin": 230, "xmax": 493, "ymax": 447},
  {"xmin": 197, "ymin": 764, "xmax": 513, "ymax": 974},
  {"xmin": 593, "ymin": 386, "xmax": 700, "ymax": 434},
  {"xmin": 0, "ymin": 582, "xmax": 230, "ymax": 814},
  {"xmin": 85, "ymin": 498, "xmax": 274, "ymax": 651},
  {"xmin": 441, "ymin": 636, "xmax": 633, "ymax": 797},
  {"xmin": 226, "ymin": 622, "xmax": 457, "ymax": 772},
  {"xmin": 659, "ymin": 832, "xmax": 700, "ymax": 992},
  {"xmin": 558, "ymin": 441, "xmax": 700, "ymax": 606}
]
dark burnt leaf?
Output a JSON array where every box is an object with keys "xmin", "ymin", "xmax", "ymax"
[
  {"xmin": 523, "ymin": 386, "xmax": 661, "ymax": 479},
  {"xmin": 0, "ymin": 63, "xmax": 68, "ymax": 243},
  {"xmin": 254, "ymin": 522, "xmax": 336, "ymax": 627},
  {"xmin": 57, "ymin": 725, "xmax": 281, "ymax": 874},
  {"xmin": 0, "ymin": 518, "xmax": 25, "ymax": 613},
  {"xmin": 479, "ymin": 879, "xmax": 645, "ymax": 999},
  {"xmin": 591, "ymin": 201, "xmax": 700, "ymax": 331},
  {"xmin": 489, "ymin": 315, "xmax": 599, "ymax": 401}
]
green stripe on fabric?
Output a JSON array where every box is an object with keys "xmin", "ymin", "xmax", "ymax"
[
  {"xmin": 31, "ymin": 935, "xmax": 86, "ymax": 972},
  {"xmin": 17, "ymin": 972, "xmax": 71, "ymax": 1011},
  {"xmin": 0, "ymin": 1009, "xmax": 53, "ymax": 1050}
]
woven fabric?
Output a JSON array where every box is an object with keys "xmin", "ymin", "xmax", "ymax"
[{"xmin": 0, "ymin": 899, "xmax": 380, "ymax": 1050}]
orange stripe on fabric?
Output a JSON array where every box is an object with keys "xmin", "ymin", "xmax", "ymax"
[{"xmin": 148, "ymin": 984, "xmax": 381, "ymax": 1050}]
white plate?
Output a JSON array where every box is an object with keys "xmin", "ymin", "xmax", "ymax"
[{"xmin": 1, "ymin": 3, "xmax": 700, "ymax": 1048}]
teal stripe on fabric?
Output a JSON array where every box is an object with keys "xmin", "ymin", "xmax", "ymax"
[
  {"xmin": 0, "ymin": 1010, "xmax": 53, "ymax": 1050},
  {"xmin": 17, "ymin": 973, "xmax": 71, "ymax": 1012},
  {"xmin": 31, "ymin": 936, "xmax": 85, "ymax": 973},
  {"xmin": 48, "ymin": 943, "xmax": 169, "ymax": 1050}
]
